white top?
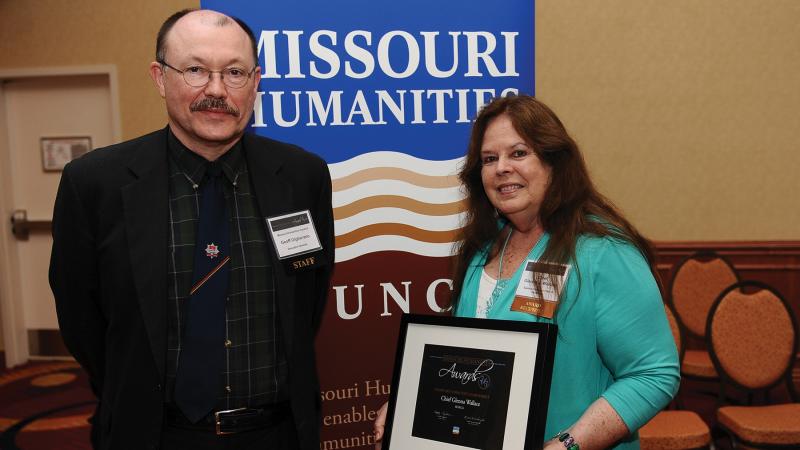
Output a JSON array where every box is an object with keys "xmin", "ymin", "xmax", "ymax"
[{"xmin": 475, "ymin": 268, "xmax": 497, "ymax": 319}]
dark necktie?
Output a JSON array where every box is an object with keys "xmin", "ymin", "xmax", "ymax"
[{"xmin": 174, "ymin": 162, "xmax": 230, "ymax": 423}]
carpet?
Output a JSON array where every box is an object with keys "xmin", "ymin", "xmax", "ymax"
[
  {"xmin": 0, "ymin": 353, "xmax": 793, "ymax": 449},
  {"xmin": 0, "ymin": 357, "xmax": 95, "ymax": 450}
]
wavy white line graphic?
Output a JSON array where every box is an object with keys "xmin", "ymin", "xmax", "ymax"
[
  {"xmin": 336, "ymin": 209, "xmax": 465, "ymax": 235},
  {"xmin": 334, "ymin": 182, "xmax": 464, "ymax": 207},
  {"xmin": 329, "ymin": 151, "xmax": 463, "ymax": 177},
  {"xmin": 331, "ymin": 151, "xmax": 466, "ymax": 262},
  {"xmin": 335, "ymin": 236, "xmax": 458, "ymax": 262}
]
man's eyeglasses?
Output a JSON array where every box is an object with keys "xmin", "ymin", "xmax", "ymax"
[{"xmin": 158, "ymin": 60, "xmax": 256, "ymax": 89}]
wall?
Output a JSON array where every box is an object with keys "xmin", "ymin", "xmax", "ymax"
[
  {"xmin": 536, "ymin": 1, "xmax": 800, "ymax": 240},
  {"xmin": 0, "ymin": 0, "xmax": 199, "ymax": 141}
]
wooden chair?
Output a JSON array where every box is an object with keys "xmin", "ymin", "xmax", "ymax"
[
  {"xmin": 639, "ymin": 305, "xmax": 712, "ymax": 450},
  {"xmin": 707, "ymin": 281, "xmax": 800, "ymax": 449},
  {"xmin": 669, "ymin": 251, "xmax": 739, "ymax": 381}
]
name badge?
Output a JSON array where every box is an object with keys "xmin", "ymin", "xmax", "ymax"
[
  {"xmin": 266, "ymin": 210, "xmax": 323, "ymax": 260},
  {"xmin": 511, "ymin": 261, "xmax": 571, "ymax": 319}
]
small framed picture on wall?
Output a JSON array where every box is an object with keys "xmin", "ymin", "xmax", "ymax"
[{"xmin": 41, "ymin": 136, "xmax": 92, "ymax": 171}]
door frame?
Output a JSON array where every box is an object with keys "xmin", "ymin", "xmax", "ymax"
[{"xmin": 0, "ymin": 65, "xmax": 121, "ymax": 368}]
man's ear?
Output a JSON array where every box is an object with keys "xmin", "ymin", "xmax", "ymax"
[
  {"xmin": 251, "ymin": 66, "xmax": 262, "ymax": 96},
  {"xmin": 149, "ymin": 62, "xmax": 166, "ymax": 98}
]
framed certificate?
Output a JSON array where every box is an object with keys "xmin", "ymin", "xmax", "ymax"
[{"xmin": 382, "ymin": 314, "xmax": 557, "ymax": 450}]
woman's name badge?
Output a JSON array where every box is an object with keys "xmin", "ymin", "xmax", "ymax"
[
  {"xmin": 511, "ymin": 261, "xmax": 571, "ymax": 319},
  {"xmin": 267, "ymin": 210, "xmax": 323, "ymax": 261}
]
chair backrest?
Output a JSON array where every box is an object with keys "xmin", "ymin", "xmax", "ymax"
[
  {"xmin": 664, "ymin": 303, "xmax": 683, "ymax": 363},
  {"xmin": 707, "ymin": 281, "xmax": 798, "ymax": 393},
  {"xmin": 669, "ymin": 251, "xmax": 738, "ymax": 338}
]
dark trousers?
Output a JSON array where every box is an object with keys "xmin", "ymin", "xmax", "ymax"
[{"xmin": 159, "ymin": 416, "xmax": 300, "ymax": 450}]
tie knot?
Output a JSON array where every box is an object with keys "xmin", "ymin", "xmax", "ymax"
[{"xmin": 206, "ymin": 162, "xmax": 223, "ymax": 179}]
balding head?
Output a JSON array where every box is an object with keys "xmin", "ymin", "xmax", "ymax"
[
  {"xmin": 149, "ymin": 8, "xmax": 262, "ymax": 159},
  {"xmin": 155, "ymin": 9, "xmax": 258, "ymax": 65}
]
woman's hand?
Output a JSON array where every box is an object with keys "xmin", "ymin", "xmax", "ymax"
[{"xmin": 373, "ymin": 401, "xmax": 388, "ymax": 449}]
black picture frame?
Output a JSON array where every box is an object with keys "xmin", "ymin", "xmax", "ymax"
[{"xmin": 383, "ymin": 314, "xmax": 557, "ymax": 450}]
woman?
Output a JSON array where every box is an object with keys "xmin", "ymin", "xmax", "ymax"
[{"xmin": 375, "ymin": 95, "xmax": 679, "ymax": 449}]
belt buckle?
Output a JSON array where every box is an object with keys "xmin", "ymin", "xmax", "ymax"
[{"xmin": 214, "ymin": 407, "xmax": 247, "ymax": 436}]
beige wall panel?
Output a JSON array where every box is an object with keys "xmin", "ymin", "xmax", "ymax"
[
  {"xmin": 537, "ymin": 1, "xmax": 800, "ymax": 240},
  {"xmin": 0, "ymin": 0, "xmax": 198, "ymax": 140}
]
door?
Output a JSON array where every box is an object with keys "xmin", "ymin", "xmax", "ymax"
[{"xmin": 0, "ymin": 72, "xmax": 116, "ymax": 367}]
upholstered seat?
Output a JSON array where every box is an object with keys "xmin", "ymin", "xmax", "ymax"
[
  {"xmin": 639, "ymin": 410, "xmax": 711, "ymax": 450},
  {"xmin": 681, "ymin": 350, "xmax": 717, "ymax": 378},
  {"xmin": 717, "ymin": 404, "xmax": 800, "ymax": 446}
]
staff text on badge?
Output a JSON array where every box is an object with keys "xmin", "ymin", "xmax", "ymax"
[{"xmin": 266, "ymin": 210, "xmax": 323, "ymax": 259}]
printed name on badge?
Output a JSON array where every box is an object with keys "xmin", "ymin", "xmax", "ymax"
[
  {"xmin": 511, "ymin": 261, "xmax": 571, "ymax": 319},
  {"xmin": 267, "ymin": 210, "xmax": 323, "ymax": 259}
]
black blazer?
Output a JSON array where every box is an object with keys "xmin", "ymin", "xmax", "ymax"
[{"xmin": 49, "ymin": 128, "xmax": 334, "ymax": 450}]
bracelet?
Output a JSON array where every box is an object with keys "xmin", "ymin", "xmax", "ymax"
[{"xmin": 553, "ymin": 431, "xmax": 580, "ymax": 450}]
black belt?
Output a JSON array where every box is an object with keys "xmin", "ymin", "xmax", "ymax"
[{"xmin": 164, "ymin": 401, "xmax": 290, "ymax": 436}]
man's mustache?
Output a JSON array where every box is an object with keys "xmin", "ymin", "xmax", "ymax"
[{"xmin": 190, "ymin": 97, "xmax": 240, "ymax": 117}]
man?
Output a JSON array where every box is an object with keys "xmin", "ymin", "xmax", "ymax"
[{"xmin": 49, "ymin": 9, "xmax": 333, "ymax": 450}]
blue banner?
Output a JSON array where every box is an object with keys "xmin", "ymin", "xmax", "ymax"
[{"xmin": 203, "ymin": 0, "xmax": 533, "ymax": 163}]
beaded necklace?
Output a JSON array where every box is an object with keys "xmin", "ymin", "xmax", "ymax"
[
  {"xmin": 487, "ymin": 229, "xmax": 514, "ymax": 313},
  {"xmin": 486, "ymin": 227, "xmax": 544, "ymax": 315}
]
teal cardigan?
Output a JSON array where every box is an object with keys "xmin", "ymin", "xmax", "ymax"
[{"xmin": 454, "ymin": 233, "xmax": 679, "ymax": 449}]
